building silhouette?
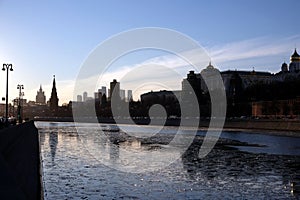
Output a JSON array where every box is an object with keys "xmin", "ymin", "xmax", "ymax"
[
  {"xmin": 200, "ymin": 62, "xmax": 224, "ymax": 92},
  {"xmin": 77, "ymin": 95, "xmax": 82, "ymax": 102},
  {"xmin": 49, "ymin": 75, "xmax": 59, "ymax": 111},
  {"xmin": 127, "ymin": 90, "xmax": 133, "ymax": 102},
  {"xmin": 141, "ymin": 90, "xmax": 181, "ymax": 106},
  {"xmin": 274, "ymin": 48, "xmax": 300, "ymax": 81},
  {"xmin": 289, "ymin": 48, "xmax": 300, "ymax": 72},
  {"xmin": 83, "ymin": 92, "xmax": 88, "ymax": 102},
  {"xmin": 94, "ymin": 91, "xmax": 102, "ymax": 100},
  {"xmin": 36, "ymin": 85, "xmax": 46, "ymax": 105},
  {"xmin": 181, "ymin": 70, "xmax": 202, "ymax": 105},
  {"xmin": 110, "ymin": 79, "xmax": 120, "ymax": 101},
  {"xmin": 98, "ymin": 86, "xmax": 107, "ymax": 96},
  {"xmin": 140, "ymin": 90, "xmax": 181, "ymax": 117},
  {"xmin": 120, "ymin": 89, "xmax": 125, "ymax": 100},
  {"xmin": 221, "ymin": 70, "xmax": 272, "ymax": 98},
  {"xmin": 180, "ymin": 49, "xmax": 300, "ymax": 117}
]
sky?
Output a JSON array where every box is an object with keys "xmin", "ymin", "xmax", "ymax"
[{"xmin": 0, "ymin": 0, "xmax": 300, "ymax": 104}]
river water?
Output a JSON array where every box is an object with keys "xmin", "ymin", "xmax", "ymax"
[{"xmin": 36, "ymin": 122, "xmax": 300, "ymax": 199}]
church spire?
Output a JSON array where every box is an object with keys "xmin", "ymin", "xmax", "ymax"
[
  {"xmin": 52, "ymin": 75, "xmax": 56, "ymax": 88},
  {"xmin": 49, "ymin": 75, "xmax": 59, "ymax": 111}
]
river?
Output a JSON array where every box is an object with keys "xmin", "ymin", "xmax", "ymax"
[{"xmin": 36, "ymin": 121, "xmax": 300, "ymax": 199}]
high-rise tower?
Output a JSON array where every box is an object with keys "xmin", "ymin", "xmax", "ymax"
[
  {"xmin": 49, "ymin": 75, "xmax": 59, "ymax": 110},
  {"xmin": 36, "ymin": 85, "xmax": 46, "ymax": 104},
  {"xmin": 110, "ymin": 79, "xmax": 120, "ymax": 101}
]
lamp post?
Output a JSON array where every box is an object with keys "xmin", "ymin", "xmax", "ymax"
[
  {"xmin": 2, "ymin": 64, "xmax": 13, "ymax": 126},
  {"xmin": 17, "ymin": 84, "xmax": 24, "ymax": 124}
]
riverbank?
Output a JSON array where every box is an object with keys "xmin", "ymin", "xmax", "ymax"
[
  {"xmin": 223, "ymin": 119, "xmax": 300, "ymax": 132},
  {"xmin": 34, "ymin": 117, "xmax": 300, "ymax": 135}
]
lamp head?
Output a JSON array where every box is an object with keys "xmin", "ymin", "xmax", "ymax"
[{"xmin": 2, "ymin": 64, "xmax": 13, "ymax": 71}]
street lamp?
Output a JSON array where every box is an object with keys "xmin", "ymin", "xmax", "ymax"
[
  {"xmin": 17, "ymin": 84, "xmax": 24, "ymax": 124},
  {"xmin": 2, "ymin": 63, "xmax": 13, "ymax": 127}
]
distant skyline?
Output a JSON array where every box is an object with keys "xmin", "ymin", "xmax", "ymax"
[{"xmin": 1, "ymin": 0, "xmax": 300, "ymax": 104}]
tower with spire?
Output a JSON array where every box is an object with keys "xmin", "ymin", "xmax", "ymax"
[
  {"xmin": 36, "ymin": 85, "xmax": 46, "ymax": 105},
  {"xmin": 289, "ymin": 48, "xmax": 300, "ymax": 72},
  {"xmin": 49, "ymin": 75, "xmax": 59, "ymax": 111}
]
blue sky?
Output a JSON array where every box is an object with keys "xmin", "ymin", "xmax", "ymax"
[{"xmin": 0, "ymin": 0, "xmax": 300, "ymax": 104}]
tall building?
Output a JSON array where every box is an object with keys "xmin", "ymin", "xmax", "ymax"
[
  {"xmin": 36, "ymin": 85, "xmax": 46, "ymax": 105},
  {"xmin": 181, "ymin": 70, "xmax": 202, "ymax": 104},
  {"xmin": 98, "ymin": 86, "xmax": 107, "ymax": 96},
  {"xmin": 110, "ymin": 79, "xmax": 120, "ymax": 100},
  {"xmin": 94, "ymin": 91, "xmax": 102, "ymax": 100},
  {"xmin": 77, "ymin": 95, "xmax": 82, "ymax": 102},
  {"xmin": 120, "ymin": 89, "xmax": 125, "ymax": 100},
  {"xmin": 83, "ymin": 91, "xmax": 88, "ymax": 102},
  {"xmin": 127, "ymin": 90, "xmax": 133, "ymax": 102},
  {"xmin": 49, "ymin": 75, "xmax": 59, "ymax": 110}
]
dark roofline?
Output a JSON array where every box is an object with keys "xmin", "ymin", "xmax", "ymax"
[
  {"xmin": 221, "ymin": 70, "xmax": 272, "ymax": 76},
  {"xmin": 141, "ymin": 90, "xmax": 180, "ymax": 97}
]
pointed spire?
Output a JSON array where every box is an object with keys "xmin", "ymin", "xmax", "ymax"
[
  {"xmin": 207, "ymin": 61, "xmax": 214, "ymax": 69},
  {"xmin": 52, "ymin": 75, "xmax": 57, "ymax": 91},
  {"xmin": 292, "ymin": 48, "xmax": 300, "ymax": 57},
  {"xmin": 53, "ymin": 75, "xmax": 56, "ymax": 87},
  {"xmin": 50, "ymin": 75, "xmax": 59, "ymax": 110}
]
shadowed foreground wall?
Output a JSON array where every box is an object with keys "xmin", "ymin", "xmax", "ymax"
[{"xmin": 0, "ymin": 121, "xmax": 41, "ymax": 200}]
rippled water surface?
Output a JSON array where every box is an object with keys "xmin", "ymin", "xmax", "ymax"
[{"xmin": 37, "ymin": 122, "xmax": 300, "ymax": 199}]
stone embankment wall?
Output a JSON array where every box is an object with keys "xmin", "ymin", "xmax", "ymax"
[{"xmin": 223, "ymin": 120, "xmax": 300, "ymax": 132}]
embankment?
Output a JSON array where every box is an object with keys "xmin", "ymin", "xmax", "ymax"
[
  {"xmin": 222, "ymin": 120, "xmax": 300, "ymax": 133},
  {"xmin": 0, "ymin": 121, "xmax": 41, "ymax": 199}
]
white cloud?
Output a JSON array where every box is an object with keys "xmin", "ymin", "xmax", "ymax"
[{"xmin": 209, "ymin": 35, "xmax": 300, "ymax": 71}]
